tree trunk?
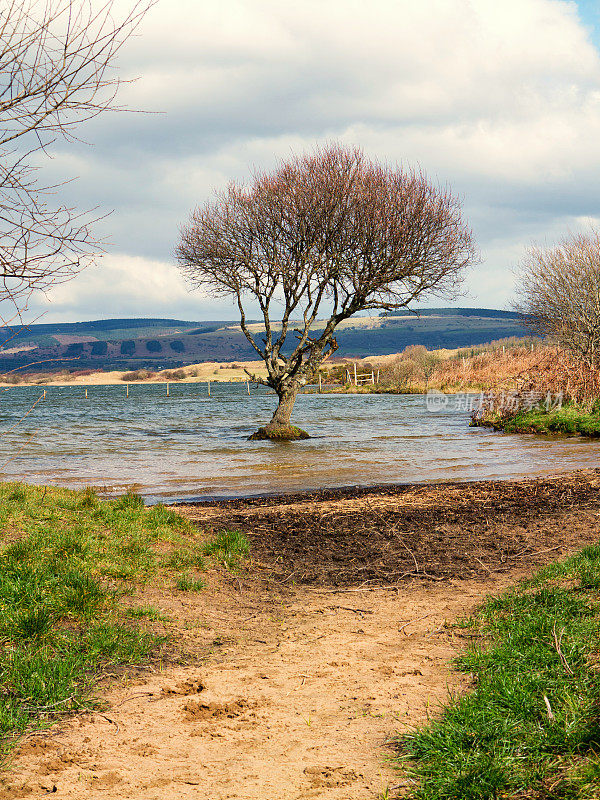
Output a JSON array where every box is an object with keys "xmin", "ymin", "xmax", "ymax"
[
  {"xmin": 249, "ymin": 383, "xmax": 309, "ymax": 440},
  {"xmin": 269, "ymin": 386, "xmax": 299, "ymax": 428}
]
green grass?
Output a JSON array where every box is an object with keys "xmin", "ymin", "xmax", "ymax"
[
  {"xmin": 482, "ymin": 402, "xmax": 600, "ymax": 437},
  {"xmin": 0, "ymin": 482, "xmax": 248, "ymax": 763},
  {"xmin": 201, "ymin": 528, "xmax": 249, "ymax": 569},
  {"xmin": 395, "ymin": 543, "xmax": 600, "ymax": 799},
  {"xmin": 175, "ymin": 574, "xmax": 206, "ymax": 592},
  {"xmin": 125, "ymin": 605, "xmax": 170, "ymax": 621}
]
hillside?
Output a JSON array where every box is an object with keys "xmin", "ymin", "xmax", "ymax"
[{"xmin": 0, "ymin": 309, "xmax": 528, "ymax": 372}]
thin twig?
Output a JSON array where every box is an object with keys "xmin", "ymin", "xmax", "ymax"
[
  {"xmin": 328, "ymin": 605, "xmax": 374, "ymax": 614},
  {"xmin": 398, "ymin": 614, "xmax": 435, "ymax": 634},
  {"xmin": 552, "ymin": 622, "xmax": 574, "ymax": 676}
]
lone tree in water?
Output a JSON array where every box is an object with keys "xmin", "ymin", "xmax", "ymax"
[{"xmin": 177, "ymin": 145, "xmax": 476, "ymax": 440}]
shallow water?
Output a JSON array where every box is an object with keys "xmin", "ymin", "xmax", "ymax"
[{"xmin": 0, "ymin": 383, "xmax": 599, "ymax": 502}]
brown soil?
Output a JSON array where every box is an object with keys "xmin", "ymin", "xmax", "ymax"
[
  {"xmin": 178, "ymin": 470, "xmax": 600, "ymax": 586},
  {"xmin": 3, "ymin": 470, "xmax": 600, "ymax": 800}
]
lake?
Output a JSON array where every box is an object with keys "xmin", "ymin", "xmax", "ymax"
[{"xmin": 0, "ymin": 382, "xmax": 598, "ymax": 502}]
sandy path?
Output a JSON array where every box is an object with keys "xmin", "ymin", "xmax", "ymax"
[{"xmin": 0, "ymin": 576, "xmax": 512, "ymax": 800}]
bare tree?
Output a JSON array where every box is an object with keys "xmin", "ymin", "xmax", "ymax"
[
  {"xmin": 516, "ymin": 230, "xmax": 600, "ymax": 368},
  {"xmin": 177, "ymin": 144, "xmax": 476, "ymax": 439},
  {"xmin": 0, "ymin": 0, "xmax": 151, "ymax": 314}
]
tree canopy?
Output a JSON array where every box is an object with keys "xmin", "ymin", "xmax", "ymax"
[
  {"xmin": 177, "ymin": 144, "xmax": 476, "ymax": 438},
  {"xmin": 517, "ymin": 230, "xmax": 600, "ymax": 368}
]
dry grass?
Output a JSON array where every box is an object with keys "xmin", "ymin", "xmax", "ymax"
[{"xmin": 324, "ymin": 339, "xmax": 544, "ymax": 393}]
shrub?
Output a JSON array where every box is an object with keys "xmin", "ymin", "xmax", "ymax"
[
  {"xmin": 161, "ymin": 369, "xmax": 186, "ymax": 380},
  {"xmin": 121, "ymin": 369, "xmax": 155, "ymax": 382}
]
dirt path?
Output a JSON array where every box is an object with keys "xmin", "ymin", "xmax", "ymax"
[
  {"xmin": 3, "ymin": 471, "xmax": 600, "ymax": 799},
  {"xmin": 3, "ymin": 578, "xmax": 512, "ymax": 800}
]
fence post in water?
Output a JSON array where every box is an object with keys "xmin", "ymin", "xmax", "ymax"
[
  {"xmin": 207, "ymin": 380, "xmax": 210, "ymax": 397},
  {"xmin": 85, "ymin": 388, "xmax": 88, "ymax": 399},
  {"xmin": 166, "ymin": 382, "xmax": 170, "ymax": 397},
  {"xmin": 43, "ymin": 390, "xmax": 46, "ymax": 399},
  {"xmin": 126, "ymin": 383, "xmax": 129, "ymax": 398},
  {"xmin": 247, "ymin": 381, "xmax": 250, "ymax": 395}
]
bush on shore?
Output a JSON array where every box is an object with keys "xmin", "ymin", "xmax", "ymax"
[
  {"xmin": 120, "ymin": 369, "xmax": 156, "ymax": 382},
  {"xmin": 474, "ymin": 401, "xmax": 600, "ymax": 437},
  {"xmin": 323, "ymin": 339, "xmax": 543, "ymax": 394},
  {"xmin": 160, "ymin": 368, "xmax": 187, "ymax": 380}
]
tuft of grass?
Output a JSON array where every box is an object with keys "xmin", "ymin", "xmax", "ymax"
[
  {"xmin": 175, "ymin": 574, "xmax": 206, "ymax": 592},
  {"xmin": 162, "ymin": 544, "xmax": 206, "ymax": 571},
  {"xmin": 202, "ymin": 529, "xmax": 249, "ymax": 569},
  {"xmin": 395, "ymin": 542, "xmax": 600, "ymax": 799}
]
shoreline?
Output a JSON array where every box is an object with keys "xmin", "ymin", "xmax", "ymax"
[
  {"xmin": 0, "ymin": 379, "xmax": 485, "ymax": 394},
  {"xmin": 167, "ymin": 467, "xmax": 596, "ymax": 508}
]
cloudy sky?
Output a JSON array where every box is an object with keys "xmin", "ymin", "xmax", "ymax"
[{"xmin": 23, "ymin": 0, "xmax": 600, "ymax": 322}]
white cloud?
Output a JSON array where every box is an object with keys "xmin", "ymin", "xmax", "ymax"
[{"xmin": 34, "ymin": 254, "xmax": 238, "ymax": 323}]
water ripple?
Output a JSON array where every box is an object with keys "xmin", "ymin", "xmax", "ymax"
[{"xmin": 0, "ymin": 383, "xmax": 599, "ymax": 500}]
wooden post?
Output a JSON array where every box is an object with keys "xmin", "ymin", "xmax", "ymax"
[
  {"xmin": 126, "ymin": 383, "xmax": 129, "ymax": 398},
  {"xmin": 531, "ymin": 343, "xmax": 534, "ymax": 351},
  {"xmin": 318, "ymin": 372, "xmax": 322, "ymax": 393},
  {"xmin": 376, "ymin": 370, "xmax": 379, "ymax": 384},
  {"xmin": 371, "ymin": 370, "xmax": 375, "ymax": 384},
  {"xmin": 207, "ymin": 380, "xmax": 210, "ymax": 397},
  {"xmin": 502, "ymin": 345, "xmax": 505, "ymax": 354},
  {"xmin": 85, "ymin": 388, "xmax": 88, "ymax": 399},
  {"xmin": 354, "ymin": 362, "xmax": 357, "ymax": 385},
  {"xmin": 247, "ymin": 381, "xmax": 250, "ymax": 395},
  {"xmin": 43, "ymin": 390, "xmax": 46, "ymax": 399},
  {"xmin": 166, "ymin": 382, "xmax": 170, "ymax": 397}
]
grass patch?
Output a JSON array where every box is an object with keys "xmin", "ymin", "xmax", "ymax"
[
  {"xmin": 0, "ymin": 482, "xmax": 248, "ymax": 764},
  {"xmin": 395, "ymin": 543, "xmax": 600, "ymax": 799},
  {"xmin": 125, "ymin": 605, "xmax": 170, "ymax": 622},
  {"xmin": 202, "ymin": 529, "xmax": 249, "ymax": 569},
  {"xmin": 175, "ymin": 574, "xmax": 206, "ymax": 592},
  {"xmin": 479, "ymin": 402, "xmax": 600, "ymax": 437}
]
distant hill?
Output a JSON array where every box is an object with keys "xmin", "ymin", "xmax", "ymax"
[
  {"xmin": 383, "ymin": 307, "xmax": 523, "ymax": 319},
  {"xmin": 0, "ymin": 309, "xmax": 529, "ymax": 372}
]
